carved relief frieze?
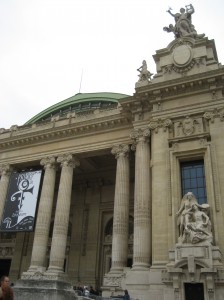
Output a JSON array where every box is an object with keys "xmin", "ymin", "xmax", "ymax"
[{"xmin": 174, "ymin": 116, "xmax": 203, "ymax": 138}]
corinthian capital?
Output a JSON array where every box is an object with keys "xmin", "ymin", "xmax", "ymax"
[
  {"xmin": 148, "ymin": 118, "xmax": 172, "ymax": 133},
  {"xmin": 111, "ymin": 144, "xmax": 130, "ymax": 159},
  {"xmin": 0, "ymin": 164, "xmax": 12, "ymax": 176},
  {"xmin": 57, "ymin": 153, "xmax": 80, "ymax": 168},
  {"xmin": 204, "ymin": 107, "xmax": 224, "ymax": 123},
  {"xmin": 40, "ymin": 156, "xmax": 57, "ymax": 169},
  {"xmin": 130, "ymin": 127, "xmax": 150, "ymax": 143}
]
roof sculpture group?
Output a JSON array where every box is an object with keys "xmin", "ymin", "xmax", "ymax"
[
  {"xmin": 137, "ymin": 4, "xmax": 205, "ymax": 85},
  {"xmin": 164, "ymin": 4, "xmax": 205, "ymax": 39}
]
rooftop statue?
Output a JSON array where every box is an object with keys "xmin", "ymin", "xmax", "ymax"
[
  {"xmin": 137, "ymin": 60, "xmax": 153, "ymax": 82},
  {"xmin": 163, "ymin": 4, "xmax": 205, "ymax": 39},
  {"xmin": 176, "ymin": 192, "xmax": 213, "ymax": 244}
]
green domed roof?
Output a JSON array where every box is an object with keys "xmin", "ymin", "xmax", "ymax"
[{"xmin": 26, "ymin": 92, "xmax": 129, "ymax": 124}]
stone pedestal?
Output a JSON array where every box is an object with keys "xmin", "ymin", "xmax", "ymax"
[
  {"xmin": 13, "ymin": 279, "xmax": 76, "ymax": 300},
  {"xmin": 162, "ymin": 243, "xmax": 224, "ymax": 300}
]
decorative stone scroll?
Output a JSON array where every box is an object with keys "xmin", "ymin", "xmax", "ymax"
[{"xmin": 176, "ymin": 192, "xmax": 213, "ymax": 244}]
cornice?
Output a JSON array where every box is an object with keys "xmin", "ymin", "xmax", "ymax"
[
  {"xmin": 134, "ymin": 68, "xmax": 224, "ymax": 101},
  {"xmin": 0, "ymin": 109, "xmax": 132, "ymax": 150}
]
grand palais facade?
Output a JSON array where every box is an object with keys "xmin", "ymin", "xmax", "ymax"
[{"xmin": 1, "ymin": 6, "xmax": 224, "ymax": 300}]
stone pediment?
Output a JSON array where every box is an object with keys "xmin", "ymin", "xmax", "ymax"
[{"xmin": 152, "ymin": 37, "xmax": 221, "ymax": 83}]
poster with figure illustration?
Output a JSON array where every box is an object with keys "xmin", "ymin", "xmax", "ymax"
[{"xmin": 0, "ymin": 170, "xmax": 42, "ymax": 232}]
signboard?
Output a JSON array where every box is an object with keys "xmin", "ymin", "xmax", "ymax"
[{"xmin": 0, "ymin": 170, "xmax": 42, "ymax": 232}]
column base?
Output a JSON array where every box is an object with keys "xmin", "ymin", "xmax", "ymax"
[
  {"xmin": 109, "ymin": 267, "xmax": 124, "ymax": 274},
  {"xmin": 132, "ymin": 262, "xmax": 150, "ymax": 270},
  {"xmin": 22, "ymin": 268, "xmax": 67, "ymax": 282},
  {"xmin": 24, "ymin": 265, "xmax": 46, "ymax": 275},
  {"xmin": 13, "ymin": 279, "xmax": 75, "ymax": 300}
]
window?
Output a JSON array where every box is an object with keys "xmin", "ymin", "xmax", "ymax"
[{"xmin": 181, "ymin": 160, "xmax": 207, "ymax": 204}]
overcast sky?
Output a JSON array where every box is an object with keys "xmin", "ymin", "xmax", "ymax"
[{"xmin": 0, "ymin": 0, "xmax": 224, "ymax": 128}]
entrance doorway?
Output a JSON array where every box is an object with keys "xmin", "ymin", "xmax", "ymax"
[
  {"xmin": 0, "ymin": 259, "xmax": 11, "ymax": 278},
  {"xmin": 184, "ymin": 283, "xmax": 204, "ymax": 300}
]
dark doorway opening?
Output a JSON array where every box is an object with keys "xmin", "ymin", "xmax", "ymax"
[
  {"xmin": 0, "ymin": 259, "xmax": 11, "ymax": 278},
  {"xmin": 127, "ymin": 258, "xmax": 132, "ymax": 268},
  {"xmin": 184, "ymin": 283, "xmax": 204, "ymax": 300}
]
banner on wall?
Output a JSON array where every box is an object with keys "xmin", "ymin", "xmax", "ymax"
[{"xmin": 0, "ymin": 170, "xmax": 42, "ymax": 232}]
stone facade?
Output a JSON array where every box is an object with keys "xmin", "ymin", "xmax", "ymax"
[{"xmin": 1, "ymin": 11, "xmax": 224, "ymax": 300}]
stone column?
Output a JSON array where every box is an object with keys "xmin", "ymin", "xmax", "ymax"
[
  {"xmin": 110, "ymin": 144, "xmax": 130, "ymax": 273},
  {"xmin": 130, "ymin": 127, "xmax": 151, "ymax": 269},
  {"xmin": 26, "ymin": 156, "xmax": 57, "ymax": 274},
  {"xmin": 0, "ymin": 164, "xmax": 12, "ymax": 221},
  {"xmin": 47, "ymin": 153, "xmax": 80, "ymax": 275},
  {"xmin": 149, "ymin": 119, "xmax": 171, "ymax": 265}
]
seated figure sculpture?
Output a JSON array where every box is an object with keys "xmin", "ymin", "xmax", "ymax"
[{"xmin": 176, "ymin": 192, "xmax": 213, "ymax": 244}]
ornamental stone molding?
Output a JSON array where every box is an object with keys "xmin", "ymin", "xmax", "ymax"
[
  {"xmin": 148, "ymin": 118, "xmax": 172, "ymax": 133},
  {"xmin": 111, "ymin": 144, "xmax": 130, "ymax": 159}
]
